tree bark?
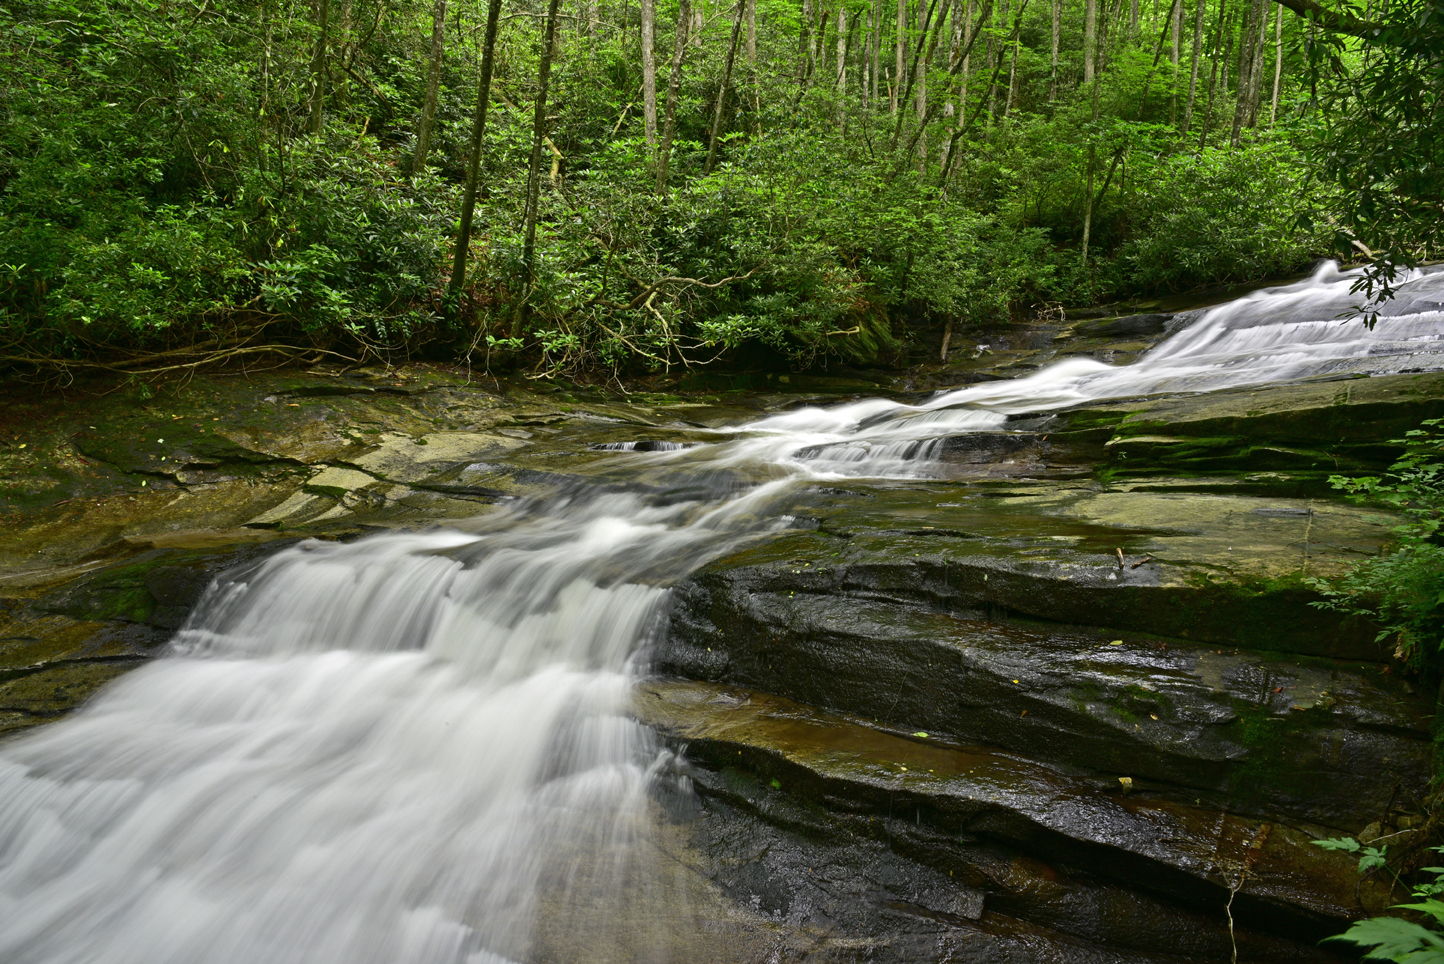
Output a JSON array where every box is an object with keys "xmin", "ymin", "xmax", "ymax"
[
  {"xmin": 642, "ymin": 0, "xmax": 659, "ymax": 146},
  {"xmin": 893, "ymin": 0, "xmax": 907, "ymax": 112},
  {"xmin": 1246, "ymin": 0, "xmax": 1267, "ymax": 126},
  {"xmin": 412, "ymin": 0, "xmax": 447, "ymax": 175},
  {"xmin": 801, "ymin": 0, "xmax": 815, "ymax": 80},
  {"xmin": 308, "ymin": 0, "xmax": 331, "ymax": 133},
  {"xmin": 1130, "ymin": 0, "xmax": 1140, "ymax": 41},
  {"xmin": 747, "ymin": 0, "xmax": 757, "ymax": 61},
  {"xmin": 1269, "ymin": 1, "xmax": 1282, "ymax": 124},
  {"xmin": 1229, "ymin": 0, "xmax": 1256, "ymax": 146},
  {"xmin": 1198, "ymin": 0, "xmax": 1226, "ymax": 146},
  {"xmin": 516, "ymin": 0, "xmax": 565, "ymax": 332},
  {"xmin": 1084, "ymin": 0, "xmax": 1098, "ymax": 82},
  {"xmin": 448, "ymin": 0, "xmax": 504, "ymax": 300},
  {"xmin": 1180, "ymin": 0, "xmax": 1203, "ymax": 131},
  {"xmin": 656, "ymin": 0, "xmax": 691, "ymax": 191},
  {"xmin": 1050, "ymin": 0, "xmax": 1061, "ymax": 97},
  {"xmin": 837, "ymin": 7, "xmax": 849, "ymax": 89},
  {"xmin": 705, "ymin": 0, "xmax": 746, "ymax": 173}
]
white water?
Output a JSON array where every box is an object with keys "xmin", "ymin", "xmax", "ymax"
[{"xmin": 2, "ymin": 262, "xmax": 1443, "ymax": 963}]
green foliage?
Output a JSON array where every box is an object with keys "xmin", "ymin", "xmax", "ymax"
[
  {"xmin": 1303, "ymin": 0, "xmax": 1444, "ymax": 315},
  {"xmin": 1314, "ymin": 836, "xmax": 1392, "ymax": 875},
  {"xmin": 1313, "ymin": 840, "xmax": 1444, "ymax": 963},
  {"xmin": 0, "ymin": 0, "xmax": 1423, "ymax": 374},
  {"xmin": 1309, "ymin": 420, "xmax": 1444, "ymax": 668}
]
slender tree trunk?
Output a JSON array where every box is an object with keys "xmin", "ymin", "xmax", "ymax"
[
  {"xmin": 1129, "ymin": 0, "xmax": 1139, "ymax": 41},
  {"xmin": 837, "ymin": 7, "xmax": 849, "ymax": 89},
  {"xmin": 1169, "ymin": 0, "xmax": 1181, "ymax": 118},
  {"xmin": 1081, "ymin": 146, "xmax": 1095, "ymax": 265},
  {"xmin": 308, "ymin": 0, "xmax": 331, "ymax": 133},
  {"xmin": 1246, "ymin": 0, "xmax": 1266, "ymax": 126},
  {"xmin": 516, "ymin": 0, "xmax": 565, "ymax": 333},
  {"xmin": 1269, "ymin": 1, "xmax": 1282, "ymax": 124},
  {"xmin": 872, "ymin": 0, "xmax": 882, "ymax": 102},
  {"xmin": 413, "ymin": 0, "xmax": 448, "ymax": 175},
  {"xmin": 705, "ymin": 0, "xmax": 746, "ymax": 173},
  {"xmin": 657, "ymin": 0, "xmax": 691, "ymax": 191},
  {"xmin": 801, "ymin": 0, "xmax": 815, "ymax": 80},
  {"xmin": 1199, "ymin": 0, "xmax": 1225, "ymax": 146},
  {"xmin": 1004, "ymin": 21, "xmax": 1019, "ymax": 115},
  {"xmin": 1180, "ymin": 0, "xmax": 1202, "ymax": 131},
  {"xmin": 642, "ymin": 0, "xmax": 659, "ymax": 146},
  {"xmin": 1084, "ymin": 0, "xmax": 1098, "ymax": 82},
  {"xmin": 1230, "ymin": 0, "xmax": 1256, "ymax": 145},
  {"xmin": 747, "ymin": 0, "xmax": 757, "ymax": 61},
  {"xmin": 448, "ymin": 0, "xmax": 505, "ymax": 300},
  {"xmin": 960, "ymin": 0, "xmax": 974, "ymax": 114},
  {"xmin": 1050, "ymin": 0, "xmax": 1061, "ymax": 98},
  {"xmin": 893, "ymin": 0, "xmax": 907, "ymax": 113}
]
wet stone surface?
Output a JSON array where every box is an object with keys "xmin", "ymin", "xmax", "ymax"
[{"xmin": 1, "ymin": 353, "xmax": 1441, "ymax": 961}]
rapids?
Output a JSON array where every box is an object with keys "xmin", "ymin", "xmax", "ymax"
[{"xmin": 2, "ymin": 262, "xmax": 1443, "ymax": 963}]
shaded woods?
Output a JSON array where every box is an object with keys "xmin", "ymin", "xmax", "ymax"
[{"xmin": 0, "ymin": 0, "xmax": 1437, "ymax": 377}]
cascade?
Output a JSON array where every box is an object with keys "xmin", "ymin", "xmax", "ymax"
[{"xmin": 2, "ymin": 263, "xmax": 1444, "ymax": 962}]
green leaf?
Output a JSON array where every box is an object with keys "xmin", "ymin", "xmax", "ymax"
[{"xmin": 1325, "ymin": 916, "xmax": 1444, "ymax": 962}]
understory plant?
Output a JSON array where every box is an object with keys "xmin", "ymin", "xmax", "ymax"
[
  {"xmin": 1312, "ymin": 838, "xmax": 1444, "ymax": 962},
  {"xmin": 1309, "ymin": 419, "xmax": 1444, "ymax": 670}
]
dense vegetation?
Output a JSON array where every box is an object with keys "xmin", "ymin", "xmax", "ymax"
[{"xmin": 0, "ymin": 0, "xmax": 1435, "ymax": 376}]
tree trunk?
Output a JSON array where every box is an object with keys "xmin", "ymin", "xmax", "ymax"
[
  {"xmin": 1229, "ymin": 0, "xmax": 1256, "ymax": 145},
  {"xmin": 308, "ymin": 0, "xmax": 331, "ymax": 133},
  {"xmin": 893, "ymin": 0, "xmax": 907, "ymax": 113},
  {"xmin": 1198, "ymin": 0, "xmax": 1225, "ymax": 147},
  {"xmin": 871, "ymin": 0, "xmax": 882, "ymax": 103},
  {"xmin": 1169, "ymin": 0, "xmax": 1181, "ymax": 118},
  {"xmin": 1084, "ymin": 0, "xmax": 1098, "ymax": 82},
  {"xmin": 1180, "ymin": 0, "xmax": 1203, "ymax": 131},
  {"xmin": 642, "ymin": 0, "xmax": 659, "ymax": 146},
  {"xmin": 448, "ymin": 0, "xmax": 505, "ymax": 300},
  {"xmin": 412, "ymin": 0, "xmax": 448, "ymax": 175},
  {"xmin": 516, "ymin": 0, "xmax": 565, "ymax": 333},
  {"xmin": 1269, "ymin": 1, "xmax": 1282, "ymax": 124},
  {"xmin": 1130, "ymin": 0, "xmax": 1139, "ymax": 41},
  {"xmin": 657, "ymin": 0, "xmax": 691, "ymax": 191},
  {"xmin": 747, "ymin": 0, "xmax": 757, "ymax": 61},
  {"xmin": 1081, "ymin": 144, "xmax": 1096, "ymax": 265},
  {"xmin": 1246, "ymin": 0, "xmax": 1267, "ymax": 126},
  {"xmin": 837, "ymin": 7, "xmax": 848, "ymax": 89},
  {"xmin": 801, "ymin": 0, "xmax": 815, "ymax": 80},
  {"xmin": 1050, "ymin": 0, "xmax": 1060, "ymax": 97},
  {"xmin": 705, "ymin": 0, "xmax": 746, "ymax": 173}
]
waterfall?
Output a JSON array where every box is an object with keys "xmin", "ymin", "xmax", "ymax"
[{"xmin": 1, "ymin": 263, "xmax": 1443, "ymax": 962}]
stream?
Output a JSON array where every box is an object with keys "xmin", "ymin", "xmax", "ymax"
[{"xmin": 3, "ymin": 262, "xmax": 1444, "ymax": 963}]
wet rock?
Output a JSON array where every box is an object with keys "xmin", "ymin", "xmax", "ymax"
[
  {"xmin": 1073, "ymin": 313, "xmax": 1174, "ymax": 339},
  {"xmin": 656, "ymin": 588, "xmax": 1430, "ymax": 827},
  {"xmin": 639, "ymin": 680, "xmax": 1367, "ymax": 962}
]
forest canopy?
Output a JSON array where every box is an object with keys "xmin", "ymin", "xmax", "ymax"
[{"xmin": 0, "ymin": 0, "xmax": 1437, "ymax": 376}]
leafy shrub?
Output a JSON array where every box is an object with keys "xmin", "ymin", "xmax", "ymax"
[
  {"xmin": 1309, "ymin": 419, "xmax": 1444, "ymax": 669},
  {"xmin": 1313, "ymin": 837, "xmax": 1444, "ymax": 963}
]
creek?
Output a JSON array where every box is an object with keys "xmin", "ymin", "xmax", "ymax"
[{"xmin": 3, "ymin": 263, "xmax": 1444, "ymax": 963}]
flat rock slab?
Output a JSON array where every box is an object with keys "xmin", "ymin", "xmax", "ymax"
[
  {"xmin": 660, "ymin": 584, "xmax": 1431, "ymax": 827},
  {"xmin": 693, "ymin": 479, "xmax": 1395, "ymax": 659},
  {"xmin": 637, "ymin": 679, "xmax": 1390, "ymax": 959}
]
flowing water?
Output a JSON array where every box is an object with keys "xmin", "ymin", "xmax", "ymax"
[{"xmin": 2, "ymin": 262, "xmax": 1444, "ymax": 963}]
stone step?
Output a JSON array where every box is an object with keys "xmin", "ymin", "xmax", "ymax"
[{"xmin": 636, "ymin": 679, "xmax": 1388, "ymax": 962}]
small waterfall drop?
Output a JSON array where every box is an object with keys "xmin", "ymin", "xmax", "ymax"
[{"xmin": 2, "ymin": 263, "xmax": 1444, "ymax": 963}]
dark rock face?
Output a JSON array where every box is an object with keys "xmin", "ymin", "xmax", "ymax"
[
  {"xmin": 639, "ymin": 681, "xmax": 1370, "ymax": 963},
  {"xmin": 38, "ymin": 542, "xmax": 297, "ymax": 631},
  {"xmin": 657, "ymin": 578, "xmax": 1429, "ymax": 829},
  {"xmin": 1073, "ymin": 313, "xmax": 1174, "ymax": 339}
]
